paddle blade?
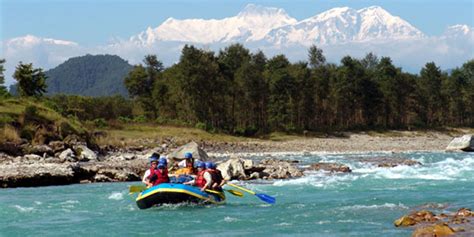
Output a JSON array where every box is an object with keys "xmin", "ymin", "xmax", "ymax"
[
  {"xmin": 225, "ymin": 189, "xmax": 244, "ymax": 197},
  {"xmin": 256, "ymin": 193, "xmax": 276, "ymax": 204},
  {"xmin": 129, "ymin": 185, "xmax": 146, "ymax": 193}
]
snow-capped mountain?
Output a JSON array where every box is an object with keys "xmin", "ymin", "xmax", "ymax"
[
  {"xmin": 442, "ymin": 24, "xmax": 473, "ymax": 39},
  {"xmin": 131, "ymin": 5, "xmax": 424, "ymax": 46},
  {"xmin": 130, "ymin": 4, "xmax": 297, "ymax": 45},
  {"xmin": 265, "ymin": 6, "xmax": 424, "ymax": 46}
]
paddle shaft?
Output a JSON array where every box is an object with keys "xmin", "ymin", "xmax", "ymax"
[{"xmin": 227, "ymin": 183, "xmax": 256, "ymax": 195}]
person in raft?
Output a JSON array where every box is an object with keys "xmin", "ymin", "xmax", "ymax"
[
  {"xmin": 183, "ymin": 161, "xmax": 213, "ymax": 192},
  {"xmin": 207, "ymin": 162, "xmax": 225, "ymax": 191},
  {"xmin": 173, "ymin": 152, "xmax": 195, "ymax": 176},
  {"xmin": 142, "ymin": 153, "xmax": 160, "ymax": 187},
  {"xmin": 143, "ymin": 154, "xmax": 170, "ymax": 188}
]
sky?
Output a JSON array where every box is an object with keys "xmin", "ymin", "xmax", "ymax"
[{"xmin": 1, "ymin": 0, "xmax": 473, "ymax": 45}]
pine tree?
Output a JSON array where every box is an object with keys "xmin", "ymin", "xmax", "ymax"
[
  {"xmin": 0, "ymin": 59, "xmax": 8, "ymax": 97},
  {"xmin": 13, "ymin": 62, "xmax": 47, "ymax": 97}
]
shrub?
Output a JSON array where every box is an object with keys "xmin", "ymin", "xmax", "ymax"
[
  {"xmin": 133, "ymin": 115, "xmax": 147, "ymax": 123},
  {"xmin": 1, "ymin": 124, "xmax": 21, "ymax": 143},
  {"xmin": 93, "ymin": 118, "xmax": 108, "ymax": 128}
]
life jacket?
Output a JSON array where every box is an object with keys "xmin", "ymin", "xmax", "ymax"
[
  {"xmin": 208, "ymin": 169, "xmax": 223, "ymax": 190},
  {"xmin": 195, "ymin": 170, "xmax": 207, "ymax": 188},
  {"xmin": 148, "ymin": 168, "xmax": 169, "ymax": 186},
  {"xmin": 174, "ymin": 167, "xmax": 194, "ymax": 175}
]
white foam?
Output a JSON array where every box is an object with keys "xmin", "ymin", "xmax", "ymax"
[
  {"xmin": 108, "ymin": 192, "xmax": 124, "ymax": 200},
  {"xmin": 34, "ymin": 201, "xmax": 42, "ymax": 205},
  {"xmin": 60, "ymin": 200, "xmax": 79, "ymax": 205},
  {"xmin": 13, "ymin": 205, "xmax": 34, "ymax": 213},
  {"xmin": 339, "ymin": 203, "xmax": 408, "ymax": 211},
  {"xmin": 273, "ymin": 173, "xmax": 358, "ymax": 188},
  {"xmin": 223, "ymin": 216, "xmax": 238, "ymax": 222}
]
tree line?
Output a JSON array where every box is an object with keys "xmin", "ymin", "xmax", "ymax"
[{"xmin": 1, "ymin": 44, "xmax": 473, "ymax": 135}]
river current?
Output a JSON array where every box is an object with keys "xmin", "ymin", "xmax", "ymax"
[{"xmin": 1, "ymin": 151, "xmax": 473, "ymax": 236}]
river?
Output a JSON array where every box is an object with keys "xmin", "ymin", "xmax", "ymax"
[{"xmin": 1, "ymin": 151, "xmax": 473, "ymax": 236}]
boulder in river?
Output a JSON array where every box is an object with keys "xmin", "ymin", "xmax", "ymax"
[
  {"xmin": 217, "ymin": 157, "xmax": 247, "ymax": 180},
  {"xmin": 412, "ymin": 223, "xmax": 455, "ymax": 237},
  {"xmin": 306, "ymin": 162, "xmax": 352, "ymax": 173},
  {"xmin": 446, "ymin": 134, "xmax": 474, "ymax": 152}
]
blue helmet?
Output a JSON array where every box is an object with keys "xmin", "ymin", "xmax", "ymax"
[
  {"xmin": 205, "ymin": 162, "xmax": 214, "ymax": 169},
  {"xmin": 157, "ymin": 163, "xmax": 165, "ymax": 169},
  {"xmin": 184, "ymin": 152, "xmax": 193, "ymax": 159},
  {"xmin": 196, "ymin": 161, "xmax": 205, "ymax": 169},
  {"xmin": 149, "ymin": 156, "xmax": 158, "ymax": 163},
  {"xmin": 158, "ymin": 157, "xmax": 167, "ymax": 165}
]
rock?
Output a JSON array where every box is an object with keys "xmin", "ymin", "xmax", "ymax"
[
  {"xmin": 446, "ymin": 134, "xmax": 474, "ymax": 152},
  {"xmin": 0, "ymin": 162, "xmax": 77, "ymax": 188},
  {"xmin": 378, "ymin": 159, "xmax": 421, "ymax": 168},
  {"xmin": 48, "ymin": 141, "xmax": 66, "ymax": 152},
  {"xmin": 167, "ymin": 141, "xmax": 209, "ymax": 161},
  {"xmin": 24, "ymin": 154, "xmax": 42, "ymax": 161},
  {"xmin": 23, "ymin": 144, "xmax": 53, "ymax": 156},
  {"xmin": 74, "ymin": 145, "xmax": 97, "ymax": 161},
  {"xmin": 394, "ymin": 215, "xmax": 417, "ymax": 227},
  {"xmin": 455, "ymin": 208, "xmax": 472, "ymax": 218},
  {"xmin": 217, "ymin": 157, "xmax": 248, "ymax": 180},
  {"xmin": 307, "ymin": 163, "xmax": 352, "ymax": 173},
  {"xmin": 64, "ymin": 134, "xmax": 87, "ymax": 147},
  {"xmin": 258, "ymin": 159, "xmax": 304, "ymax": 179},
  {"xmin": 59, "ymin": 148, "xmax": 76, "ymax": 162},
  {"xmin": 0, "ymin": 142, "xmax": 23, "ymax": 156},
  {"xmin": 412, "ymin": 223, "xmax": 455, "ymax": 237}
]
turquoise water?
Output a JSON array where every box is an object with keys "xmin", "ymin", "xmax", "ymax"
[{"xmin": 1, "ymin": 152, "xmax": 473, "ymax": 236}]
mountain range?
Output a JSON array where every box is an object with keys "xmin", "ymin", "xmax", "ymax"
[
  {"xmin": 2, "ymin": 4, "xmax": 473, "ymax": 86},
  {"xmin": 131, "ymin": 5, "xmax": 428, "ymax": 46}
]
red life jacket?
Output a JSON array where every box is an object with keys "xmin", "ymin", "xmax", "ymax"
[
  {"xmin": 195, "ymin": 170, "xmax": 207, "ymax": 188},
  {"xmin": 148, "ymin": 168, "xmax": 169, "ymax": 186}
]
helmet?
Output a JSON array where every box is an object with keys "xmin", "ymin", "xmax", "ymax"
[
  {"xmin": 210, "ymin": 162, "xmax": 217, "ymax": 169},
  {"xmin": 205, "ymin": 162, "xmax": 214, "ymax": 169},
  {"xmin": 149, "ymin": 156, "xmax": 158, "ymax": 163},
  {"xmin": 157, "ymin": 163, "xmax": 165, "ymax": 169},
  {"xmin": 184, "ymin": 152, "xmax": 193, "ymax": 159},
  {"xmin": 158, "ymin": 157, "xmax": 167, "ymax": 165},
  {"xmin": 196, "ymin": 161, "xmax": 205, "ymax": 169}
]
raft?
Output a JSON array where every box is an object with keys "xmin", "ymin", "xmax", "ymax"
[{"xmin": 136, "ymin": 183, "xmax": 225, "ymax": 209}]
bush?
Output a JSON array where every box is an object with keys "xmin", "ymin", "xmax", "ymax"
[
  {"xmin": 93, "ymin": 118, "xmax": 108, "ymax": 128},
  {"xmin": 0, "ymin": 114, "xmax": 15, "ymax": 125},
  {"xmin": 133, "ymin": 115, "xmax": 147, "ymax": 123},
  {"xmin": 195, "ymin": 122, "xmax": 207, "ymax": 130},
  {"xmin": 118, "ymin": 116, "xmax": 132, "ymax": 123},
  {"xmin": 24, "ymin": 105, "xmax": 38, "ymax": 119}
]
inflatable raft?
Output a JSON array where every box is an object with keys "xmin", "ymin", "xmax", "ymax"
[{"xmin": 136, "ymin": 183, "xmax": 225, "ymax": 209}]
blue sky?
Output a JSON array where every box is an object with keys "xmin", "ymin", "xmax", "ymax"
[{"xmin": 1, "ymin": 0, "xmax": 473, "ymax": 45}]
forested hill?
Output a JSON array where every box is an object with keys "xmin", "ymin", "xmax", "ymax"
[{"xmin": 45, "ymin": 54, "xmax": 132, "ymax": 97}]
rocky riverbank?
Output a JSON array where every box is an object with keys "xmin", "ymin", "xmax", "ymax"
[{"xmin": 0, "ymin": 132, "xmax": 436, "ymax": 188}]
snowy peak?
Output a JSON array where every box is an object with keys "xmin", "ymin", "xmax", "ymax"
[
  {"xmin": 265, "ymin": 5, "xmax": 424, "ymax": 46},
  {"xmin": 443, "ymin": 24, "xmax": 473, "ymax": 38},
  {"xmin": 130, "ymin": 5, "xmax": 428, "ymax": 46},
  {"xmin": 131, "ymin": 4, "xmax": 296, "ymax": 45}
]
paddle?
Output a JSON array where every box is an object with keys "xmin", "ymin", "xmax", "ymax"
[
  {"xmin": 224, "ymin": 189, "xmax": 244, "ymax": 197},
  {"xmin": 129, "ymin": 185, "xmax": 147, "ymax": 194},
  {"xmin": 227, "ymin": 183, "xmax": 276, "ymax": 204}
]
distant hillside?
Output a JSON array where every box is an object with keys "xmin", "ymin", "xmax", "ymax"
[{"xmin": 45, "ymin": 54, "xmax": 132, "ymax": 97}]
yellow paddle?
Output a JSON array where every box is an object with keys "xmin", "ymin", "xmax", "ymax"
[
  {"xmin": 227, "ymin": 183, "xmax": 276, "ymax": 204},
  {"xmin": 128, "ymin": 185, "xmax": 147, "ymax": 194}
]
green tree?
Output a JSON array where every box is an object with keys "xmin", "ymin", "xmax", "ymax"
[
  {"xmin": 0, "ymin": 59, "xmax": 8, "ymax": 97},
  {"xmin": 308, "ymin": 45, "xmax": 326, "ymax": 69},
  {"xmin": 419, "ymin": 62, "xmax": 444, "ymax": 125},
  {"xmin": 124, "ymin": 54, "xmax": 163, "ymax": 119},
  {"xmin": 13, "ymin": 62, "xmax": 47, "ymax": 97}
]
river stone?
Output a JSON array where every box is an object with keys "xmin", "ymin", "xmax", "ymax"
[
  {"xmin": 59, "ymin": 148, "xmax": 76, "ymax": 162},
  {"xmin": 394, "ymin": 215, "xmax": 417, "ymax": 227},
  {"xmin": 412, "ymin": 223, "xmax": 455, "ymax": 237},
  {"xmin": 74, "ymin": 145, "xmax": 97, "ymax": 161},
  {"xmin": 217, "ymin": 157, "xmax": 247, "ymax": 180},
  {"xmin": 48, "ymin": 141, "xmax": 66, "ymax": 152},
  {"xmin": 446, "ymin": 134, "xmax": 474, "ymax": 151},
  {"xmin": 307, "ymin": 163, "xmax": 352, "ymax": 173},
  {"xmin": 24, "ymin": 145, "xmax": 53, "ymax": 156}
]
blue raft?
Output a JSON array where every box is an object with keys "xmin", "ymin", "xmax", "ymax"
[{"xmin": 136, "ymin": 183, "xmax": 225, "ymax": 209}]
